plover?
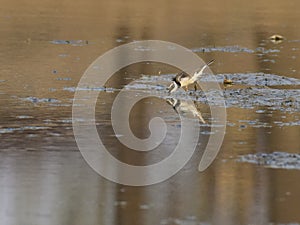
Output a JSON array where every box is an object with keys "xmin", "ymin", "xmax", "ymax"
[{"xmin": 168, "ymin": 59, "xmax": 214, "ymax": 93}]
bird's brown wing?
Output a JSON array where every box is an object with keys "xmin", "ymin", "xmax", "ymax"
[
  {"xmin": 175, "ymin": 72, "xmax": 190, "ymax": 81},
  {"xmin": 176, "ymin": 72, "xmax": 192, "ymax": 87},
  {"xmin": 175, "ymin": 72, "xmax": 190, "ymax": 83}
]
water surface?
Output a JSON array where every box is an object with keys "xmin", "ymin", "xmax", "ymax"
[{"xmin": 0, "ymin": 0, "xmax": 300, "ymax": 224}]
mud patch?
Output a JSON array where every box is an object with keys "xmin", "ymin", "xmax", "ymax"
[
  {"xmin": 223, "ymin": 88, "xmax": 300, "ymax": 111},
  {"xmin": 161, "ymin": 217, "xmax": 299, "ymax": 225},
  {"xmin": 127, "ymin": 73, "xmax": 300, "ymax": 113},
  {"xmin": 191, "ymin": 46, "xmax": 279, "ymax": 54},
  {"xmin": 209, "ymin": 73, "xmax": 300, "ymax": 86},
  {"xmin": 238, "ymin": 152, "xmax": 300, "ymax": 170}
]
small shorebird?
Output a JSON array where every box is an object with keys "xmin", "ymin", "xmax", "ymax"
[
  {"xmin": 166, "ymin": 98, "xmax": 205, "ymax": 123},
  {"xmin": 168, "ymin": 59, "xmax": 214, "ymax": 93}
]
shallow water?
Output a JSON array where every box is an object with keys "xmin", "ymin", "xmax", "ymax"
[{"xmin": 0, "ymin": 0, "xmax": 300, "ymax": 224}]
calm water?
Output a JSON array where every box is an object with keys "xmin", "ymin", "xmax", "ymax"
[{"xmin": 0, "ymin": 0, "xmax": 300, "ymax": 224}]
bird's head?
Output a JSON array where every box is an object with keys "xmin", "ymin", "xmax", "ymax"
[{"xmin": 168, "ymin": 78, "xmax": 181, "ymax": 93}]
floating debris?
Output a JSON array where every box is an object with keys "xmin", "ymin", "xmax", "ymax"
[
  {"xmin": 16, "ymin": 115, "xmax": 34, "ymax": 119},
  {"xmin": 269, "ymin": 34, "xmax": 284, "ymax": 44},
  {"xmin": 114, "ymin": 201, "xmax": 127, "ymax": 208},
  {"xmin": 0, "ymin": 126, "xmax": 50, "ymax": 134},
  {"xmin": 21, "ymin": 97, "xmax": 60, "ymax": 104},
  {"xmin": 223, "ymin": 75, "xmax": 234, "ymax": 85},
  {"xmin": 139, "ymin": 204, "xmax": 150, "ymax": 210},
  {"xmin": 255, "ymin": 47, "xmax": 280, "ymax": 54},
  {"xmin": 192, "ymin": 45, "xmax": 255, "ymax": 53},
  {"xmin": 50, "ymin": 40, "xmax": 89, "ymax": 46},
  {"xmin": 223, "ymin": 79, "xmax": 234, "ymax": 85},
  {"xmin": 63, "ymin": 86, "xmax": 106, "ymax": 92},
  {"xmin": 124, "ymin": 83, "xmax": 165, "ymax": 90},
  {"xmin": 160, "ymin": 217, "xmax": 201, "ymax": 225},
  {"xmin": 134, "ymin": 46, "xmax": 155, "ymax": 51},
  {"xmin": 116, "ymin": 36, "xmax": 130, "ymax": 43},
  {"xmin": 238, "ymin": 152, "xmax": 300, "ymax": 170},
  {"xmin": 58, "ymin": 54, "xmax": 69, "ymax": 57},
  {"xmin": 56, "ymin": 77, "xmax": 72, "ymax": 81}
]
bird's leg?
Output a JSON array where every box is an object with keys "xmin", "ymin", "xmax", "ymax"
[
  {"xmin": 183, "ymin": 86, "xmax": 188, "ymax": 91},
  {"xmin": 194, "ymin": 82, "xmax": 201, "ymax": 91}
]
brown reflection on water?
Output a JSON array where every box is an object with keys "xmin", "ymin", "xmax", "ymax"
[{"xmin": 0, "ymin": 0, "xmax": 300, "ymax": 224}]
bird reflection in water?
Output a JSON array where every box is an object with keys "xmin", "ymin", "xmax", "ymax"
[{"xmin": 166, "ymin": 98, "xmax": 206, "ymax": 123}]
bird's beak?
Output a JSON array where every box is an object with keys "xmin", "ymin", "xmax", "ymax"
[{"xmin": 168, "ymin": 82, "xmax": 178, "ymax": 93}]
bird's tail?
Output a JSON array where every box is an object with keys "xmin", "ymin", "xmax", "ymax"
[{"xmin": 191, "ymin": 59, "xmax": 215, "ymax": 82}]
